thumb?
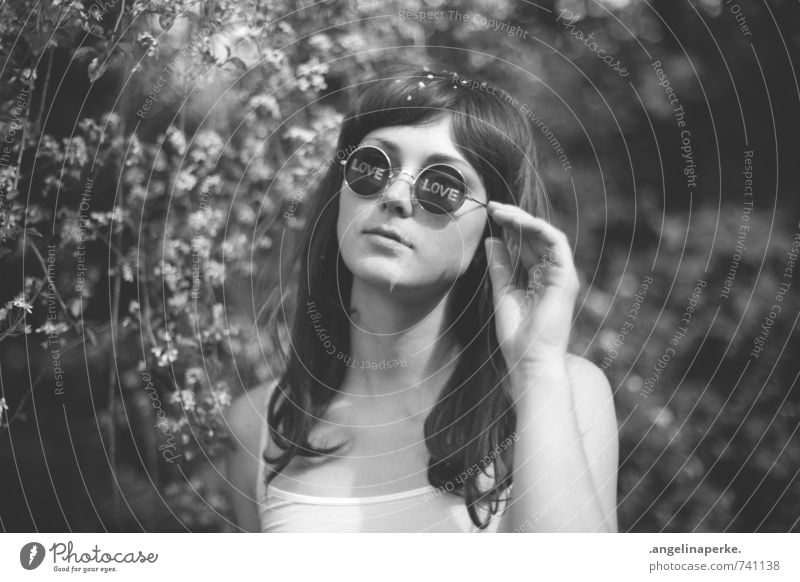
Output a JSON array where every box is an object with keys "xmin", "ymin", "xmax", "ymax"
[{"xmin": 485, "ymin": 237, "xmax": 514, "ymax": 305}]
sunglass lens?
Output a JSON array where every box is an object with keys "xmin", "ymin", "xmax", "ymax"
[
  {"xmin": 344, "ymin": 147, "xmax": 391, "ymax": 197},
  {"xmin": 415, "ymin": 165, "xmax": 466, "ymax": 215}
]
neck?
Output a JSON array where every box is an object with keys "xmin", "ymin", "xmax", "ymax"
[{"xmin": 339, "ymin": 278, "xmax": 461, "ymax": 411}]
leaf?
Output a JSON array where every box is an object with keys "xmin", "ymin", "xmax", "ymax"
[
  {"xmin": 159, "ymin": 13, "xmax": 175, "ymax": 31},
  {"xmin": 69, "ymin": 298, "xmax": 82, "ymax": 318},
  {"xmin": 223, "ymin": 57, "xmax": 248, "ymax": 72},
  {"xmin": 25, "ymin": 32, "xmax": 49, "ymax": 54},
  {"xmin": 54, "ymin": 26, "xmax": 80, "ymax": 47},
  {"xmin": 214, "ymin": 43, "xmax": 231, "ymax": 65},
  {"xmin": 72, "ymin": 46, "xmax": 100, "ymax": 64},
  {"xmin": 88, "ymin": 57, "xmax": 108, "ymax": 82}
]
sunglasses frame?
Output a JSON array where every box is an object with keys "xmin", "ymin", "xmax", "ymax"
[{"xmin": 339, "ymin": 144, "xmax": 489, "ymax": 216}]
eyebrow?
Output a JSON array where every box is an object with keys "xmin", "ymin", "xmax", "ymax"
[{"xmin": 366, "ymin": 137, "xmax": 476, "ymax": 175}]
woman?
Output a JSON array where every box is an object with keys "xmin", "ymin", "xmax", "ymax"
[{"xmin": 224, "ymin": 64, "xmax": 618, "ymax": 532}]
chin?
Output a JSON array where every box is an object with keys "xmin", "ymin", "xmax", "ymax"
[{"xmin": 346, "ymin": 256, "xmax": 408, "ymax": 288}]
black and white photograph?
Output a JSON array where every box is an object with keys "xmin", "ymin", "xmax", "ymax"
[{"xmin": 0, "ymin": 0, "xmax": 798, "ymax": 575}]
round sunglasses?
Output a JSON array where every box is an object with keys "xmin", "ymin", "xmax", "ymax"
[{"xmin": 339, "ymin": 144, "xmax": 488, "ymax": 216}]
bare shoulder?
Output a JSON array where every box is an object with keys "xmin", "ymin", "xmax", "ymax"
[
  {"xmin": 224, "ymin": 381, "xmax": 278, "ymax": 455},
  {"xmin": 564, "ymin": 354, "xmax": 616, "ymax": 430},
  {"xmin": 222, "ymin": 379, "xmax": 280, "ymax": 532},
  {"xmin": 564, "ymin": 353, "xmax": 619, "ymax": 530},
  {"xmin": 564, "ymin": 352, "xmax": 609, "ymax": 385}
]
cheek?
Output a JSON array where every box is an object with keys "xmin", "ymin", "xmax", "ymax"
[
  {"xmin": 336, "ymin": 190, "xmax": 356, "ymax": 248},
  {"xmin": 336, "ymin": 192, "xmax": 374, "ymax": 263},
  {"xmin": 335, "ymin": 204, "xmax": 346, "ymax": 249},
  {"xmin": 424, "ymin": 217, "xmax": 486, "ymax": 276}
]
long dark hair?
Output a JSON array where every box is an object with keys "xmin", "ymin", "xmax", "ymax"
[{"xmin": 262, "ymin": 63, "xmax": 546, "ymax": 529}]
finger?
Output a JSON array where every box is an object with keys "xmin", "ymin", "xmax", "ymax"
[
  {"xmin": 493, "ymin": 228, "xmax": 546, "ymax": 281},
  {"xmin": 491, "ymin": 215, "xmax": 561, "ymax": 275},
  {"xmin": 489, "ymin": 207, "xmax": 562, "ymax": 243},
  {"xmin": 489, "ymin": 208, "xmax": 571, "ymax": 265},
  {"xmin": 485, "ymin": 237, "xmax": 515, "ymax": 305}
]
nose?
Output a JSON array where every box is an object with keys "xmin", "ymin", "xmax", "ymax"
[{"xmin": 380, "ymin": 171, "xmax": 415, "ymax": 217}]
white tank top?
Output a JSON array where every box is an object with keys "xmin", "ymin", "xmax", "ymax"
[{"xmin": 254, "ymin": 395, "xmax": 510, "ymax": 532}]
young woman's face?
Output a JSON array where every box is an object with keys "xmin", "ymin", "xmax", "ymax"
[{"xmin": 336, "ymin": 114, "xmax": 489, "ymax": 296}]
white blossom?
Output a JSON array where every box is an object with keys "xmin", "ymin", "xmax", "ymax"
[{"xmin": 8, "ymin": 294, "xmax": 33, "ymax": 314}]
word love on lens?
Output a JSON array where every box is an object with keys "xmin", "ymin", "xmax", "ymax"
[
  {"xmin": 351, "ymin": 160, "xmax": 386, "ymax": 180},
  {"xmin": 419, "ymin": 177, "xmax": 460, "ymax": 202}
]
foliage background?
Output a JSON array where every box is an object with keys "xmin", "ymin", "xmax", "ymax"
[{"xmin": 0, "ymin": 0, "xmax": 798, "ymax": 532}]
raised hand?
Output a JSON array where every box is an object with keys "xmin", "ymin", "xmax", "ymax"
[{"xmin": 484, "ymin": 201, "xmax": 580, "ymax": 377}]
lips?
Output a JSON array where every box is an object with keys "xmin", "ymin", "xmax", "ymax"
[{"xmin": 363, "ymin": 225, "xmax": 412, "ymax": 247}]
